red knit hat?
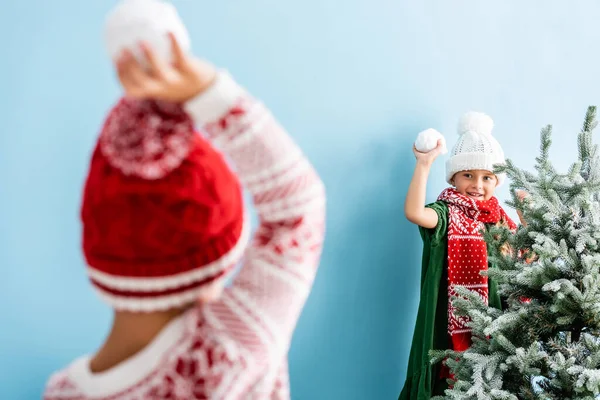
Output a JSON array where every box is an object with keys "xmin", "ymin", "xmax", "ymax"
[{"xmin": 81, "ymin": 97, "xmax": 248, "ymax": 312}]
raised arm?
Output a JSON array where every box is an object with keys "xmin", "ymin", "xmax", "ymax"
[
  {"xmin": 181, "ymin": 64, "xmax": 325, "ymax": 397},
  {"xmin": 184, "ymin": 68, "xmax": 326, "ymax": 326},
  {"xmin": 184, "ymin": 71, "xmax": 325, "ymax": 227},
  {"xmin": 404, "ymin": 142, "xmax": 444, "ymax": 229}
]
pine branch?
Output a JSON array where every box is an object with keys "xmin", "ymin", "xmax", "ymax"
[{"xmin": 436, "ymin": 106, "xmax": 600, "ymax": 399}]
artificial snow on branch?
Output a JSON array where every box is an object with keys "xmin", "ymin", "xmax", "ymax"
[{"xmin": 431, "ymin": 106, "xmax": 600, "ymax": 400}]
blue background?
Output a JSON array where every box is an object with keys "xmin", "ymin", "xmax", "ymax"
[{"xmin": 2, "ymin": 0, "xmax": 600, "ymax": 398}]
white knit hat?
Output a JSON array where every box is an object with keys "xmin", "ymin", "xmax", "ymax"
[
  {"xmin": 104, "ymin": 0, "xmax": 191, "ymax": 68},
  {"xmin": 445, "ymin": 111, "xmax": 506, "ymax": 186}
]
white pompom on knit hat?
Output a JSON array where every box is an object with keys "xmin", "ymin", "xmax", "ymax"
[
  {"xmin": 104, "ymin": 0, "xmax": 191, "ymax": 67},
  {"xmin": 445, "ymin": 111, "xmax": 506, "ymax": 187}
]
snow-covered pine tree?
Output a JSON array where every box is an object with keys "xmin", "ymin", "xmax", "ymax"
[{"xmin": 431, "ymin": 106, "xmax": 600, "ymax": 400}]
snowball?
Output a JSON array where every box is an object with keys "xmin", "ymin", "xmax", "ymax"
[
  {"xmin": 415, "ymin": 128, "xmax": 448, "ymax": 154},
  {"xmin": 104, "ymin": 0, "xmax": 191, "ymax": 68}
]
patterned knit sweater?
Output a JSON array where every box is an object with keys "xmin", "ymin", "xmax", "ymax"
[{"xmin": 43, "ymin": 71, "xmax": 326, "ymax": 400}]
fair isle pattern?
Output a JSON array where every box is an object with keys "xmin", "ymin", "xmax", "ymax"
[
  {"xmin": 437, "ymin": 188, "xmax": 515, "ymax": 352},
  {"xmin": 269, "ymin": 360, "xmax": 290, "ymax": 400},
  {"xmin": 45, "ymin": 312, "xmax": 254, "ymax": 400},
  {"xmin": 44, "ymin": 373, "xmax": 81, "ymax": 400},
  {"xmin": 44, "ymin": 74, "xmax": 326, "ymax": 400}
]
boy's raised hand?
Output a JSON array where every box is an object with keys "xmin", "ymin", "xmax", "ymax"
[
  {"xmin": 412, "ymin": 139, "xmax": 445, "ymax": 167},
  {"xmin": 115, "ymin": 32, "xmax": 217, "ymax": 103}
]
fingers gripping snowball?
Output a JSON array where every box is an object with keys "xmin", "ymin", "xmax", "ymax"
[
  {"xmin": 414, "ymin": 128, "xmax": 448, "ymax": 154},
  {"xmin": 104, "ymin": 0, "xmax": 191, "ymax": 68}
]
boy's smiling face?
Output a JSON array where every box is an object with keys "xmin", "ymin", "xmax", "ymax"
[{"xmin": 451, "ymin": 169, "xmax": 498, "ymax": 201}]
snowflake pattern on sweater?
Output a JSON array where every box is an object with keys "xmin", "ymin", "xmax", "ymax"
[{"xmin": 43, "ymin": 71, "xmax": 326, "ymax": 400}]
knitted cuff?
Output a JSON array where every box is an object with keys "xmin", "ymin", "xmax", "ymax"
[{"xmin": 184, "ymin": 70, "xmax": 247, "ymax": 125}]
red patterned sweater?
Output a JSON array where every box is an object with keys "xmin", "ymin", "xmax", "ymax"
[{"xmin": 43, "ymin": 71, "xmax": 326, "ymax": 400}]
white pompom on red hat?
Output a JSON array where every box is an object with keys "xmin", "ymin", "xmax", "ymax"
[{"xmin": 445, "ymin": 111, "xmax": 506, "ymax": 186}]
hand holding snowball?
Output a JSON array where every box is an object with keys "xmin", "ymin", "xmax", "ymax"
[
  {"xmin": 116, "ymin": 34, "xmax": 216, "ymax": 103},
  {"xmin": 105, "ymin": 0, "xmax": 217, "ymax": 102},
  {"xmin": 413, "ymin": 128, "xmax": 447, "ymax": 167},
  {"xmin": 105, "ymin": 0, "xmax": 191, "ymax": 68},
  {"xmin": 415, "ymin": 128, "xmax": 448, "ymax": 154}
]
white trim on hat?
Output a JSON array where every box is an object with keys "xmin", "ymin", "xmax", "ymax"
[
  {"xmin": 91, "ymin": 274, "xmax": 234, "ymax": 312},
  {"xmin": 87, "ymin": 215, "xmax": 251, "ymax": 292},
  {"xmin": 445, "ymin": 153, "xmax": 506, "ymax": 187}
]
